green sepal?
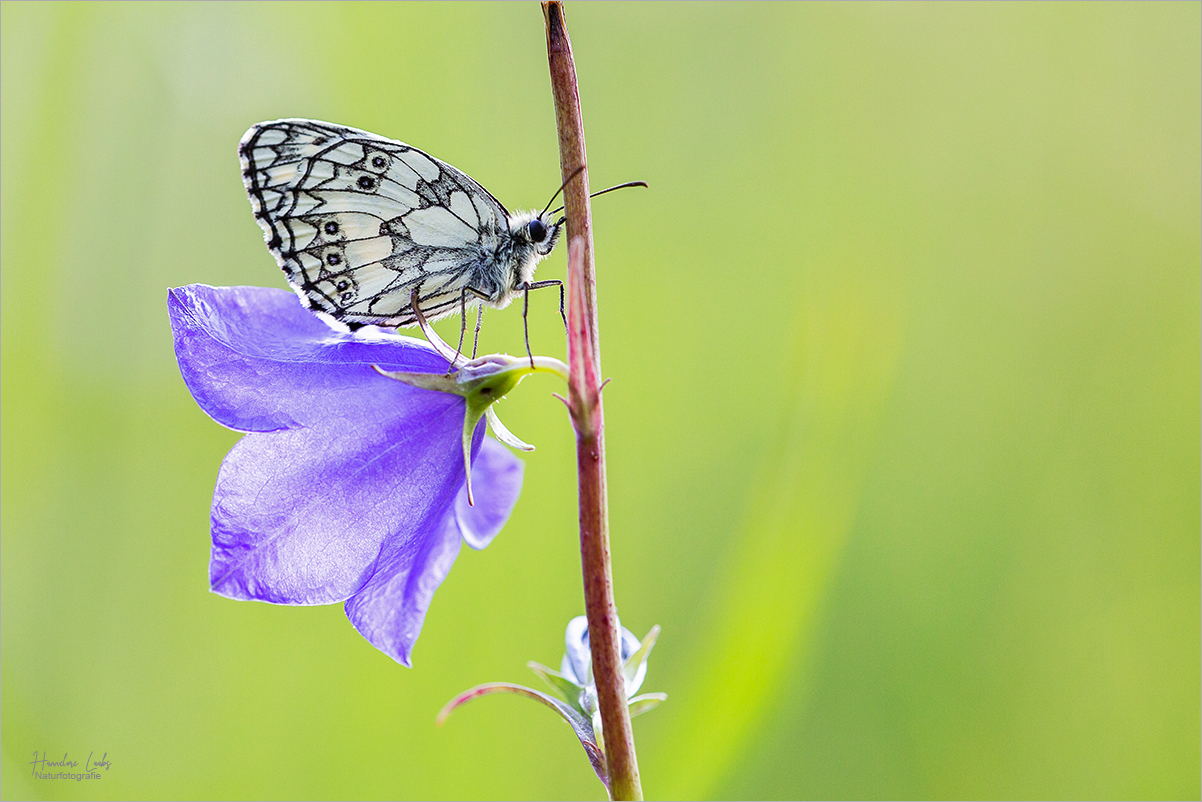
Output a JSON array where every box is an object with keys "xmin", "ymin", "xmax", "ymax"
[
  {"xmin": 375, "ymin": 353, "xmax": 567, "ymax": 504},
  {"xmin": 486, "ymin": 407, "xmax": 534, "ymax": 451}
]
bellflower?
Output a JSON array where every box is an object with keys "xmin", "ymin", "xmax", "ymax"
[{"xmin": 168, "ymin": 284, "xmax": 524, "ymax": 666}]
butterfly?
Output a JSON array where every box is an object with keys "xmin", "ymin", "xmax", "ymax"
[{"xmin": 239, "ymin": 118, "xmax": 569, "ymax": 352}]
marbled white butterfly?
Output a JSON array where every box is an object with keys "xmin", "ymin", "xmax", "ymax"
[{"xmin": 240, "ymin": 118, "xmax": 571, "ymax": 338}]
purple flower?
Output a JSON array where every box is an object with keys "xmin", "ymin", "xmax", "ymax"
[{"xmin": 168, "ymin": 284, "xmax": 524, "ymax": 666}]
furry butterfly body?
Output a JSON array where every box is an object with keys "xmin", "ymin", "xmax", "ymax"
[{"xmin": 239, "ymin": 119, "xmax": 562, "ymax": 330}]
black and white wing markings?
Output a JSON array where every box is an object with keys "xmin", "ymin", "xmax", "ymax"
[{"xmin": 239, "ymin": 118, "xmax": 519, "ymax": 328}]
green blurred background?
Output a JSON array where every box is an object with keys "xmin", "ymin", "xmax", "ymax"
[{"xmin": 2, "ymin": 2, "xmax": 1198, "ymax": 799}]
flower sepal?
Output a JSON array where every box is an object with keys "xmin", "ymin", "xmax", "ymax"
[
  {"xmin": 374, "ymin": 305, "xmax": 568, "ymax": 504},
  {"xmin": 375, "ymin": 352, "xmax": 566, "ymax": 504}
]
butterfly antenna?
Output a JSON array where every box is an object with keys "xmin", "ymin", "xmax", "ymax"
[
  {"xmin": 549, "ymin": 180, "xmax": 649, "ymax": 216},
  {"xmin": 542, "ymin": 166, "xmax": 587, "ymax": 217}
]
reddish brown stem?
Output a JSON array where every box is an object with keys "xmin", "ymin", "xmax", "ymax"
[{"xmin": 543, "ymin": 3, "xmax": 642, "ymax": 800}]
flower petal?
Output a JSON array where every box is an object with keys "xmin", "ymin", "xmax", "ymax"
[
  {"xmin": 343, "ymin": 496, "xmax": 465, "ymax": 667},
  {"xmin": 562, "ymin": 616, "xmax": 593, "ymax": 687},
  {"xmin": 341, "ymin": 429, "xmax": 524, "ymax": 665},
  {"xmin": 172, "ymin": 284, "xmax": 527, "ymax": 664},
  {"xmin": 169, "ymin": 284, "xmax": 447, "ymax": 432},
  {"xmin": 209, "ymin": 381, "xmax": 477, "ymax": 606},
  {"xmin": 455, "ymin": 437, "xmax": 524, "ymax": 550}
]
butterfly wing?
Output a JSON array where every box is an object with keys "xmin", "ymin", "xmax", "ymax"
[{"xmin": 240, "ymin": 119, "xmax": 514, "ymax": 328}]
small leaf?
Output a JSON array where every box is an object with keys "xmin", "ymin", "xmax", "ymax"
[
  {"xmin": 437, "ymin": 682, "xmax": 608, "ymax": 792},
  {"xmin": 628, "ymin": 692, "xmax": 668, "ymax": 718},
  {"xmin": 622, "ymin": 624, "xmax": 660, "ymax": 696},
  {"xmin": 527, "ymin": 661, "xmax": 586, "ymax": 711}
]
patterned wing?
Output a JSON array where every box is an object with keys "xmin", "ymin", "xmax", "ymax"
[{"xmin": 240, "ymin": 119, "xmax": 513, "ymax": 328}]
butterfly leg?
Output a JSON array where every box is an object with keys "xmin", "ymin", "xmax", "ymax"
[
  {"xmin": 451, "ymin": 289, "xmax": 470, "ymax": 373},
  {"xmin": 448, "ymin": 286, "xmax": 492, "ymax": 370},
  {"xmin": 472, "ymin": 304, "xmax": 485, "ymax": 359},
  {"xmin": 521, "ymin": 279, "xmax": 566, "ymax": 368}
]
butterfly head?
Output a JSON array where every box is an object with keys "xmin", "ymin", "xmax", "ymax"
[
  {"xmin": 519, "ymin": 212, "xmax": 563, "ymax": 256},
  {"xmin": 504, "ymin": 210, "xmax": 563, "ymax": 291}
]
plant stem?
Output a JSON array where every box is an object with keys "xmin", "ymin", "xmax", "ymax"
[{"xmin": 543, "ymin": 3, "xmax": 642, "ymax": 800}]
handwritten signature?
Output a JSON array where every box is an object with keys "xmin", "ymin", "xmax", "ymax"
[{"xmin": 29, "ymin": 751, "xmax": 112, "ymax": 775}]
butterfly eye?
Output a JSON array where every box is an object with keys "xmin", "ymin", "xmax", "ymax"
[
  {"xmin": 357, "ymin": 176, "xmax": 376, "ymax": 190},
  {"xmin": 527, "ymin": 219, "xmax": 547, "ymax": 243},
  {"xmin": 324, "ymin": 221, "xmax": 339, "ymax": 236}
]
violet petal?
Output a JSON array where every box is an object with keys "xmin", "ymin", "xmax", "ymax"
[
  {"xmin": 344, "ymin": 434, "xmax": 523, "ymax": 665},
  {"xmin": 342, "ymin": 505, "xmax": 464, "ymax": 668},
  {"xmin": 209, "ymin": 397, "xmax": 478, "ymax": 605},
  {"xmin": 170, "ymin": 284, "xmax": 526, "ymax": 664},
  {"xmin": 455, "ymin": 437, "xmax": 525, "ymax": 550},
  {"xmin": 169, "ymin": 284, "xmax": 446, "ymax": 432}
]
